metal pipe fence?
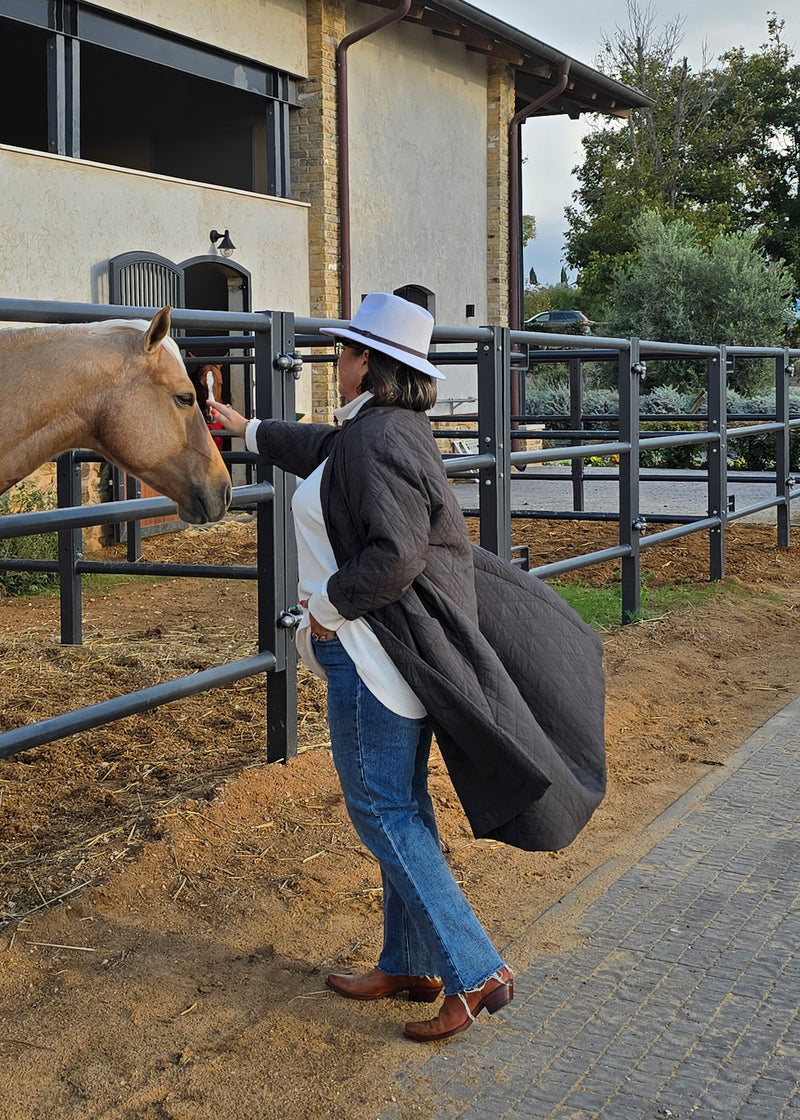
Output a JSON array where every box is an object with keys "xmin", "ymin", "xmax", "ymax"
[
  {"xmin": 1, "ymin": 297, "xmax": 799, "ymax": 765},
  {"xmin": 0, "ymin": 300, "xmax": 299, "ymax": 764}
]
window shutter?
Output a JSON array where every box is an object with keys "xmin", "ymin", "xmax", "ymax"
[{"xmin": 108, "ymin": 251, "xmax": 185, "ymax": 308}]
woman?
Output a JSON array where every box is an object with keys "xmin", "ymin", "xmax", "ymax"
[{"xmin": 211, "ymin": 293, "xmax": 605, "ymax": 1042}]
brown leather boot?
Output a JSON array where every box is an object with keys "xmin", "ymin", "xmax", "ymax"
[
  {"xmin": 326, "ymin": 966, "xmax": 443, "ymax": 1003},
  {"xmin": 403, "ymin": 966, "xmax": 514, "ymax": 1041}
]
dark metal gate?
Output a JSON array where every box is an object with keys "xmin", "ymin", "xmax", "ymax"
[{"xmin": 0, "ymin": 296, "xmax": 798, "ymax": 765}]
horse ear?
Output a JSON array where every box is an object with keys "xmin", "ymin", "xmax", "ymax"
[{"xmin": 143, "ymin": 306, "xmax": 172, "ymax": 353}]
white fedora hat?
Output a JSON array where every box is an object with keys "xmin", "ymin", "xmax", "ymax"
[{"xmin": 320, "ymin": 293, "xmax": 445, "ymax": 380}]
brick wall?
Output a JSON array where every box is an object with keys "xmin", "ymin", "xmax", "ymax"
[
  {"xmin": 290, "ymin": 8, "xmax": 516, "ymax": 418},
  {"xmin": 486, "ymin": 60, "xmax": 515, "ymax": 328},
  {"xmin": 290, "ymin": 0, "xmax": 345, "ymax": 421}
]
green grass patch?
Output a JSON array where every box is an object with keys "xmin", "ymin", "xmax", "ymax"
[
  {"xmin": 551, "ymin": 579, "xmax": 722, "ymax": 631},
  {"xmin": 0, "ymin": 482, "xmax": 59, "ymax": 597}
]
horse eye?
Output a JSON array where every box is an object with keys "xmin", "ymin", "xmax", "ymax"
[{"xmin": 175, "ymin": 393, "xmax": 195, "ymax": 407}]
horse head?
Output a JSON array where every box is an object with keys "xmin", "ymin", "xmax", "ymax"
[
  {"xmin": 94, "ymin": 309, "xmax": 231, "ymax": 523},
  {"xmin": 188, "ymin": 356, "xmax": 224, "ymax": 414}
]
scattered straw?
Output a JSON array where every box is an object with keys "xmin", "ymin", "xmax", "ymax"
[
  {"xmin": 1, "ymin": 1038, "xmax": 55, "ymax": 1052},
  {"xmin": 26, "ymin": 941, "xmax": 98, "ymax": 952}
]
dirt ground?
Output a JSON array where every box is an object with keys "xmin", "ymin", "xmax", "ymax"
[{"xmin": 1, "ymin": 515, "xmax": 800, "ymax": 1120}]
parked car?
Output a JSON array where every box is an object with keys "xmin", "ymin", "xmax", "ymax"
[{"xmin": 524, "ymin": 309, "xmax": 594, "ymax": 335}]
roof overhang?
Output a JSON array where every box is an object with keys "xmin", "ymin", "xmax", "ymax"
[{"xmin": 357, "ymin": 0, "xmax": 653, "ymax": 119}]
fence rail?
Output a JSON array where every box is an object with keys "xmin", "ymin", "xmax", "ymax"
[{"xmin": 1, "ymin": 298, "xmax": 799, "ymax": 764}]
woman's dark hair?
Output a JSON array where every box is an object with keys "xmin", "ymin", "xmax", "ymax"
[{"xmin": 356, "ymin": 346, "xmax": 437, "ymax": 412}]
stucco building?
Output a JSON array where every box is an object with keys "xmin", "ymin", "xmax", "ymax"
[{"xmin": 0, "ymin": 0, "xmax": 647, "ymax": 420}]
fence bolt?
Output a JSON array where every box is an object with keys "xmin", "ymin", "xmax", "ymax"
[
  {"xmin": 278, "ymin": 605, "xmax": 303, "ymax": 629},
  {"xmin": 484, "ymin": 436, "xmax": 492, "ymax": 444},
  {"xmin": 274, "ymin": 352, "xmax": 304, "ymax": 378},
  {"xmin": 484, "ymin": 478, "xmax": 493, "ymax": 486},
  {"xmin": 632, "ymin": 362, "xmax": 646, "ymax": 377},
  {"xmin": 632, "ymin": 516, "xmax": 647, "ymax": 532}
]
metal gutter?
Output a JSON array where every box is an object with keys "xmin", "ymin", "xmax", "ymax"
[{"xmin": 509, "ymin": 58, "xmax": 571, "ymax": 332}]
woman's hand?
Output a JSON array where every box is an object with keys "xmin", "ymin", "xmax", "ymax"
[{"xmin": 208, "ymin": 400, "xmax": 248, "ymax": 439}]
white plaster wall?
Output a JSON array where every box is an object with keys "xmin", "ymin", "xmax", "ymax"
[
  {"xmin": 94, "ymin": 0, "xmax": 308, "ymax": 78},
  {"xmin": 0, "ymin": 147, "xmax": 314, "ymax": 416},
  {"xmin": 344, "ymin": 10, "xmax": 488, "ymax": 409}
]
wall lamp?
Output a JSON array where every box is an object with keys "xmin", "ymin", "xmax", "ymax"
[{"xmin": 210, "ymin": 228, "xmax": 236, "ymax": 257}]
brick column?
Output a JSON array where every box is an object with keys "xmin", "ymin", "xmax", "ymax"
[
  {"xmin": 290, "ymin": 0, "xmax": 346, "ymax": 421},
  {"xmin": 486, "ymin": 60, "xmax": 515, "ymax": 328}
]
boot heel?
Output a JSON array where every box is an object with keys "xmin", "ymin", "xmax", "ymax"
[
  {"xmin": 483, "ymin": 980, "xmax": 513, "ymax": 1015},
  {"xmin": 408, "ymin": 985, "xmax": 441, "ymax": 1003}
]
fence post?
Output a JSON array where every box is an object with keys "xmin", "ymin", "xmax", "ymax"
[
  {"xmin": 126, "ymin": 474, "xmax": 143, "ymax": 562},
  {"xmin": 707, "ymin": 347, "xmax": 727, "ymax": 580},
  {"xmin": 255, "ymin": 311, "xmax": 298, "ymax": 763},
  {"xmin": 56, "ymin": 451, "xmax": 83, "ymax": 644},
  {"xmin": 476, "ymin": 325, "xmax": 511, "ymax": 559},
  {"xmin": 569, "ymin": 355, "xmax": 585, "ymax": 511},
  {"xmin": 618, "ymin": 341, "xmax": 642, "ymax": 623},
  {"xmin": 775, "ymin": 349, "xmax": 791, "ymax": 550}
]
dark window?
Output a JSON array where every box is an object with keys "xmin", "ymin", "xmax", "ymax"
[
  {"xmin": 0, "ymin": 1, "xmax": 294, "ymax": 196},
  {"xmin": 0, "ymin": 18, "xmax": 48, "ymax": 150},
  {"xmin": 81, "ymin": 46, "xmax": 271, "ymax": 192}
]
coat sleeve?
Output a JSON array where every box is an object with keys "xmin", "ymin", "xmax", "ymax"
[
  {"xmin": 254, "ymin": 420, "xmax": 340, "ymax": 479},
  {"xmin": 325, "ymin": 425, "xmax": 438, "ymax": 619}
]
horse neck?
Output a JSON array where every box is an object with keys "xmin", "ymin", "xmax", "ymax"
[{"xmin": 0, "ymin": 327, "xmax": 118, "ymax": 492}]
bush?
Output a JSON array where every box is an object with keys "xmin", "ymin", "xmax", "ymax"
[
  {"xmin": 523, "ymin": 380, "xmax": 800, "ymax": 470},
  {"xmin": 602, "ymin": 212, "xmax": 795, "ymax": 395},
  {"xmin": 0, "ymin": 481, "xmax": 59, "ymax": 597}
]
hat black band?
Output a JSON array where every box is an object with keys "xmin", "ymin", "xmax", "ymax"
[{"xmin": 346, "ymin": 326, "xmax": 429, "ymax": 361}]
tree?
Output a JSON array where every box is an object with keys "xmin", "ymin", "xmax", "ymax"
[
  {"xmin": 603, "ymin": 211, "xmax": 794, "ymax": 392},
  {"xmin": 522, "ymin": 214, "xmax": 537, "ymax": 246},
  {"xmin": 722, "ymin": 17, "xmax": 800, "ymax": 288},
  {"xmin": 523, "ymin": 281, "xmax": 584, "ymax": 321},
  {"xmin": 564, "ymin": 4, "xmax": 797, "ymax": 306}
]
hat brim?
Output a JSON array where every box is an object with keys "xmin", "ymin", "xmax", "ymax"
[{"xmin": 319, "ymin": 325, "xmax": 446, "ymax": 380}]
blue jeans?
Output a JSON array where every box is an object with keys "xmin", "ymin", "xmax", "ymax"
[{"xmin": 312, "ymin": 635, "xmax": 505, "ymax": 995}]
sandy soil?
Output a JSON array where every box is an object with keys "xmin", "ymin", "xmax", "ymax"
[{"xmin": 1, "ymin": 517, "xmax": 799, "ymax": 1120}]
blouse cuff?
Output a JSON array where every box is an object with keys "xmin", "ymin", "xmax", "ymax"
[
  {"xmin": 245, "ymin": 418, "xmax": 262, "ymax": 453},
  {"xmin": 307, "ymin": 587, "xmax": 346, "ymax": 631}
]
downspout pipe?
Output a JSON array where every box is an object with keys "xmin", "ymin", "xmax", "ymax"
[
  {"xmin": 336, "ymin": 0, "xmax": 412, "ymax": 319},
  {"xmin": 508, "ymin": 58, "xmax": 571, "ymax": 331}
]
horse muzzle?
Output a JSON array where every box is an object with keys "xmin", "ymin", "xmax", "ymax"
[{"xmin": 179, "ymin": 480, "xmax": 232, "ymax": 524}]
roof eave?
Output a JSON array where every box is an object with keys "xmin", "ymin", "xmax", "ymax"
[{"xmin": 356, "ymin": 0, "xmax": 653, "ymax": 116}]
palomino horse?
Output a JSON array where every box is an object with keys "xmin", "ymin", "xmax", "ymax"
[{"xmin": 0, "ymin": 307, "xmax": 231, "ymax": 524}]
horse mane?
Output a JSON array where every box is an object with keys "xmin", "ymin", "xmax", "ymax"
[
  {"xmin": 87, "ymin": 319, "xmax": 183, "ymax": 364},
  {"xmin": 0, "ymin": 318, "xmax": 183, "ymax": 368}
]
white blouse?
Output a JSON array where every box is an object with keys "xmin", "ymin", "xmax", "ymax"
[{"xmin": 246, "ymin": 395, "xmax": 425, "ymax": 719}]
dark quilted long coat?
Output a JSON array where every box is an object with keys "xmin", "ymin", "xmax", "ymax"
[{"xmin": 255, "ymin": 401, "xmax": 606, "ymax": 853}]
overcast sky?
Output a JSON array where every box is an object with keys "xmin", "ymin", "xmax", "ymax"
[{"xmin": 476, "ymin": 1, "xmax": 798, "ymax": 286}]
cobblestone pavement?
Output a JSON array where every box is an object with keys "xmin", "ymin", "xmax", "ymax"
[{"xmin": 400, "ymin": 696, "xmax": 800, "ymax": 1119}]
